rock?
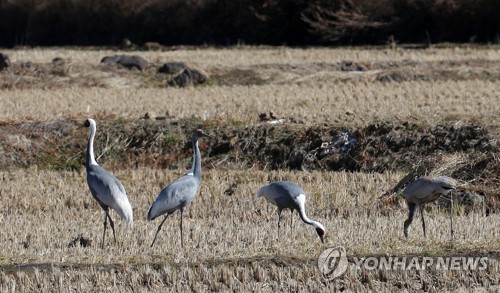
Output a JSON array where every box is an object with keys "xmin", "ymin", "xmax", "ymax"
[
  {"xmin": 376, "ymin": 70, "xmax": 413, "ymax": 82},
  {"xmin": 100, "ymin": 55, "xmax": 148, "ymax": 71},
  {"xmin": 167, "ymin": 68, "xmax": 208, "ymax": 87},
  {"xmin": 51, "ymin": 57, "xmax": 71, "ymax": 75},
  {"xmin": 0, "ymin": 52, "xmax": 10, "ymax": 71},
  {"xmin": 158, "ymin": 62, "xmax": 187, "ymax": 74},
  {"xmin": 340, "ymin": 61, "xmax": 369, "ymax": 72},
  {"xmin": 457, "ymin": 191, "xmax": 484, "ymax": 206},
  {"xmin": 436, "ymin": 190, "xmax": 485, "ymax": 210},
  {"xmin": 52, "ymin": 57, "xmax": 65, "ymax": 66}
]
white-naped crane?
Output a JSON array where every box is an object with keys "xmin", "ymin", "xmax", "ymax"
[
  {"xmin": 403, "ymin": 175, "xmax": 458, "ymax": 238},
  {"xmin": 84, "ymin": 118, "xmax": 133, "ymax": 248},
  {"xmin": 255, "ymin": 181, "xmax": 325, "ymax": 243},
  {"xmin": 148, "ymin": 129, "xmax": 209, "ymax": 248}
]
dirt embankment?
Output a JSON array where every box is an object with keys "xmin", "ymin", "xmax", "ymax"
[
  {"xmin": 0, "ymin": 118, "xmax": 495, "ymax": 170},
  {"xmin": 1, "ymin": 118, "xmax": 498, "ymax": 195}
]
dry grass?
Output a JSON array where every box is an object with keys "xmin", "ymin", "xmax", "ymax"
[
  {"xmin": 0, "ymin": 47, "xmax": 499, "ymax": 126},
  {"xmin": 5, "ymin": 47, "xmax": 500, "ymax": 66},
  {"xmin": 1, "ymin": 80, "xmax": 499, "ymax": 127},
  {"xmin": 0, "ymin": 168, "xmax": 498, "ymax": 290},
  {"xmin": 0, "ymin": 47, "xmax": 499, "ymax": 290}
]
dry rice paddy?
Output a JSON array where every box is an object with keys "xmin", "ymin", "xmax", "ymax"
[{"xmin": 0, "ymin": 46, "xmax": 499, "ymax": 291}]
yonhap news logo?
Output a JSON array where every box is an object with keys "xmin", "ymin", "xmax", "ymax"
[
  {"xmin": 317, "ymin": 246, "xmax": 349, "ymax": 280},
  {"xmin": 318, "ymin": 246, "xmax": 489, "ymax": 281}
]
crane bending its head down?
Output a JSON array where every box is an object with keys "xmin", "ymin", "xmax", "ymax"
[
  {"xmin": 84, "ymin": 118, "xmax": 133, "ymax": 248},
  {"xmin": 255, "ymin": 181, "xmax": 325, "ymax": 243},
  {"xmin": 403, "ymin": 175, "xmax": 457, "ymax": 238}
]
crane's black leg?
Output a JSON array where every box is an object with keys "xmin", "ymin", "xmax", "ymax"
[
  {"xmin": 106, "ymin": 211, "xmax": 116, "ymax": 245},
  {"xmin": 450, "ymin": 192, "xmax": 454, "ymax": 238},
  {"xmin": 420, "ymin": 204, "xmax": 426, "ymax": 237},
  {"xmin": 403, "ymin": 202, "xmax": 416, "ymax": 238},
  {"xmin": 151, "ymin": 214, "xmax": 169, "ymax": 247},
  {"xmin": 180, "ymin": 209, "xmax": 184, "ymax": 248},
  {"xmin": 102, "ymin": 209, "xmax": 108, "ymax": 248},
  {"xmin": 277, "ymin": 209, "xmax": 283, "ymax": 239}
]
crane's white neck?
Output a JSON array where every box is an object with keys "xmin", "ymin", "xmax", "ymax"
[
  {"xmin": 298, "ymin": 202, "xmax": 313, "ymax": 226},
  {"xmin": 296, "ymin": 194, "xmax": 323, "ymax": 230},
  {"xmin": 86, "ymin": 121, "xmax": 98, "ymax": 166},
  {"xmin": 189, "ymin": 139, "xmax": 202, "ymax": 180}
]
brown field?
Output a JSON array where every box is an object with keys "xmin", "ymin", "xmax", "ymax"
[
  {"xmin": 1, "ymin": 47, "xmax": 499, "ymax": 126},
  {"xmin": 0, "ymin": 47, "xmax": 499, "ymax": 291}
]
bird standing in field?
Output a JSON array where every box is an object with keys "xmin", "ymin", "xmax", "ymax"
[
  {"xmin": 84, "ymin": 118, "xmax": 133, "ymax": 248},
  {"xmin": 403, "ymin": 175, "xmax": 458, "ymax": 238},
  {"xmin": 148, "ymin": 130, "xmax": 208, "ymax": 248},
  {"xmin": 255, "ymin": 181, "xmax": 325, "ymax": 243}
]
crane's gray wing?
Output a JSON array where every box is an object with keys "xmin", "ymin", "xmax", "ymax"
[
  {"xmin": 258, "ymin": 181, "xmax": 304, "ymax": 209},
  {"xmin": 404, "ymin": 176, "xmax": 455, "ymax": 203},
  {"xmin": 267, "ymin": 181, "xmax": 305, "ymax": 198},
  {"xmin": 429, "ymin": 176, "xmax": 457, "ymax": 190},
  {"xmin": 279, "ymin": 181, "xmax": 306, "ymax": 198},
  {"xmin": 148, "ymin": 175, "xmax": 201, "ymax": 220},
  {"xmin": 87, "ymin": 165, "xmax": 128, "ymax": 208},
  {"xmin": 403, "ymin": 180, "xmax": 436, "ymax": 200}
]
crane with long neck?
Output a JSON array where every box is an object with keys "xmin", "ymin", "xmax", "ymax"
[
  {"xmin": 147, "ymin": 129, "xmax": 208, "ymax": 248},
  {"xmin": 84, "ymin": 118, "xmax": 133, "ymax": 248}
]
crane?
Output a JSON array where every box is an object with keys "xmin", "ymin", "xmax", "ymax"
[
  {"xmin": 147, "ymin": 130, "xmax": 208, "ymax": 248},
  {"xmin": 255, "ymin": 181, "xmax": 325, "ymax": 243},
  {"xmin": 403, "ymin": 175, "xmax": 458, "ymax": 238},
  {"xmin": 84, "ymin": 118, "xmax": 133, "ymax": 248}
]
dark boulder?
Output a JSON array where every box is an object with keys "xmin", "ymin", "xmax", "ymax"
[
  {"xmin": 340, "ymin": 61, "xmax": 369, "ymax": 72},
  {"xmin": 167, "ymin": 68, "xmax": 208, "ymax": 87},
  {"xmin": 100, "ymin": 55, "xmax": 148, "ymax": 71},
  {"xmin": 158, "ymin": 62, "xmax": 187, "ymax": 74},
  {"xmin": 0, "ymin": 53, "xmax": 10, "ymax": 71}
]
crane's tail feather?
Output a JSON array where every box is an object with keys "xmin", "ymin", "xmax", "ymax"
[{"xmin": 115, "ymin": 199, "xmax": 133, "ymax": 228}]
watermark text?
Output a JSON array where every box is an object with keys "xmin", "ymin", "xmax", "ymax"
[{"xmin": 318, "ymin": 246, "xmax": 489, "ymax": 280}]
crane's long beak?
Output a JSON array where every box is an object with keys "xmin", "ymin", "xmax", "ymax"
[
  {"xmin": 77, "ymin": 119, "xmax": 89, "ymax": 129},
  {"xmin": 319, "ymin": 235, "xmax": 324, "ymax": 244}
]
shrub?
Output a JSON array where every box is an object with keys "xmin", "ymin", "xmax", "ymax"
[{"xmin": 0, "ymin": 0, "xmax": 499, "ymax": 46}]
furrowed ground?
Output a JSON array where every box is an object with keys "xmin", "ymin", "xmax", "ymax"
[{"xmin": 0, "ymin": 46, "xmax": 499, "ymax": 291}]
